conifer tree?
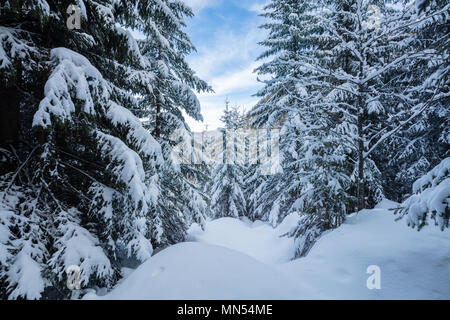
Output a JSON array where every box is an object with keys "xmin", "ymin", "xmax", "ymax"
[
  {"xmin": 0, "ymin": 0, "xmax": 208, "ymax": 299},
  {"xmin": 251, "ymin": 0, "xmax": 447, "ymax": 256},
  {"xmin": 395, "ymin": 157, "xmax": 449, "ymax": 231},
  {"xmin": 135, "ymin": 0, "xmax": 212, "ymax": 239},
  {"xmin": 251, "ymin": 0, "xmax": 352, "ymax": 249},
  {"xmin": 377, "ymin": 0, "xmax": 449, "ymax": 200},
  {"xmin": 209, "ymin": 100, "xmax": 247, "ymax": 218}
]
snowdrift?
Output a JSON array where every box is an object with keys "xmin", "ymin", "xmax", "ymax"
[
  {"xmin": 85, "ymin": 242, "xmax": 309, "ymax": 300},
  {"xmin": 85, "ymin": 200, "xmax": 450, "ymax": 300},
  {"xmin": 187, "ymin": 216, "xmax": 299, "ymax": 264},
  {"xmin": 280, "ymin": 200, "xmax": 450, "ymax": 299}
]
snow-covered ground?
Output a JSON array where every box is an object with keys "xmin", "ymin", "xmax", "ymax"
[
  {"xmin": 187, "ymin": 216, "xmax": 298, "ymax": 264},
  {"xmin": 85, "ymin": 200, "xmax": 450, "ymax": 300},
  {"xmin": 86, "ymin": 242, "xmax": 310, "ymax": 300},
  {"xmin": 279, "ymin": 200, "xmax": 450, "ymax": 299}
]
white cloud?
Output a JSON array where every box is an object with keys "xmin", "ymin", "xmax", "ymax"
[
  {"xmin": 199, "ymin": 61, "xmax": 261, "ymax": 97},
  {"xmin": 184, "ymin": 0, "xmax": 270, "ymax": 131},
  {"xmin": 183, "ymin": 0, "xmax": 218, "ymax": 12},
  {"xmin": 186, "ymin": 0, "xmax": 269, "ymax": 95},
  {"xmin": 248, "ymin": 0, "xmax": 270, "ymax": 13},
  {"xmin": 188, "ymin": 25, "xmax": 263, "ymax": 80}
]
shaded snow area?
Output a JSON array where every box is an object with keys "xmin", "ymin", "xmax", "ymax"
[{"xmin": 85, "ymin": 200, "xmax": 450, "ymax": 300}]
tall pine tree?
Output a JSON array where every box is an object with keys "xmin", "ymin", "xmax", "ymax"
[
  {"xmin": 0, "ymin": 0, "xmax": 208, "ymax": 299},
  {"xmin": 209, "ymin": 100, "xmax": 247, "ymax": 218}
]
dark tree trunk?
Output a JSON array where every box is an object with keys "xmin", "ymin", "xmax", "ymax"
[
  {"xmin": 0, "ymin": 86, "xmax": 19, "ymax": 148},
  {"xmin": 155, "ymin": 95, "xmax": 161, "ymax": 138},
  {"xmin": 325, "ymin": 206, "xmax": 330, "ymax": 229},
  {"xmin": 154, "ymin": 46, "xmax": 162, "ymax": 138},
  {"xmin": 0, "ymin": 62, "xmax": 20, "ymax": 148},
  {"xmin": 357, "ymin": 59, "xmax": 365, "ymax": 212}
]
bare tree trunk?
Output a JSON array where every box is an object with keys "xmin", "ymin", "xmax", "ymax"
[
  {"xmin": 357, "ymin": 60, "xmax": 365, "ymax": 212},
  {"xmin": 155, "ymin": 95, "xmax": 161, "ymax": 138},
  {"xmin": 357, "ymin": 111, "xmax": 364, "ymax": 212},
  {"xmin": 154, "ymin": 46, "xmax": 162, "ymax": 138},
  {"xmin": 325, "ymin": 206, "xmax": 330, "ymax": 229}
]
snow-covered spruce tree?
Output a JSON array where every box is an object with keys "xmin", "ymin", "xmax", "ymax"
[
  {"xmin": 376, "ymin": 0, "xmax": 449, "ymax": 201},
  {"xmin": 241, "ymin": 107, "xmax": 270, "ymax": 221},
  {"xmin": 210, "ymin": 162, "xmax": 247, "ymax": 219},
  {"xmin": 0, "ymin": 0, "xmax": 205, "ymax": 299},
  {"xmin": 289, "ymin": 102, "xmax": 355, "ymax": 256},
  {"xmin": 134, "ymin": 0, "xmax": 211, "ymax": 138},
  {"xmin": 220, "ymin": 98, "xmax": 246, "ymax": 131},
  {"xmin": 132, "ymin": 0, "xmax": 211, "ymax": 238},
  {"xmin": 244, "ymin": 163, "xmax": 267, "ymax": 221},
  {"xmin": 395, "ymin": 157, "xmax": 449, "ymax": 231},
  {"xmin": 209, "ymin": 101, "xmax": 247, "ymax": 218},
  {"xmin": 250, "ymin": 0, "xmax": 352, "ymax": 256},
  {"xmin": 251, "ymin": 0, "xmax": 325, "ymax": 223},
  {"xmin": 154, "ymin": 127, "xmax": 210, "ymax": 242},
  {"xmin": 291, "ymin": 0, "xmax": 450, "ymax": 211},
  {"xmin": 252, "ymin": 0, "xmax": 442, "ymax": 255},
  {"xmin": 252, "ymin": 104, "xmax": 352, "ymax": 257},
  {"xmin": 251, "ymin": 0, "xmax": 320, "ymax": 128},
  {"xmin": 248, "ymin": 116, "xmax": 305, "ymax": 226},
  {"xmin": 308, "ymin": 0, "xmax": 416, "ymax": 211}
]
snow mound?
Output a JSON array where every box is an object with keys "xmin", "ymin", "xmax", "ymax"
[
  {"xmin": 85, "ymin": 242, "xmax": 310, "ymax": 300},
  {"xmin": 187, "ymin": 217, "xmax": 297, "ymax": 264}
]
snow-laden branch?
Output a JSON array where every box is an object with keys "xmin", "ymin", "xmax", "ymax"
[{"xmin": 364, "ymin": 79, "xmax": 444, "ymax": 159}]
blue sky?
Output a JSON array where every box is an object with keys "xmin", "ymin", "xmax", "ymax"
[{"xmin": 183, "ymin": 0, "xmax": 269, "ymax": 131}]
